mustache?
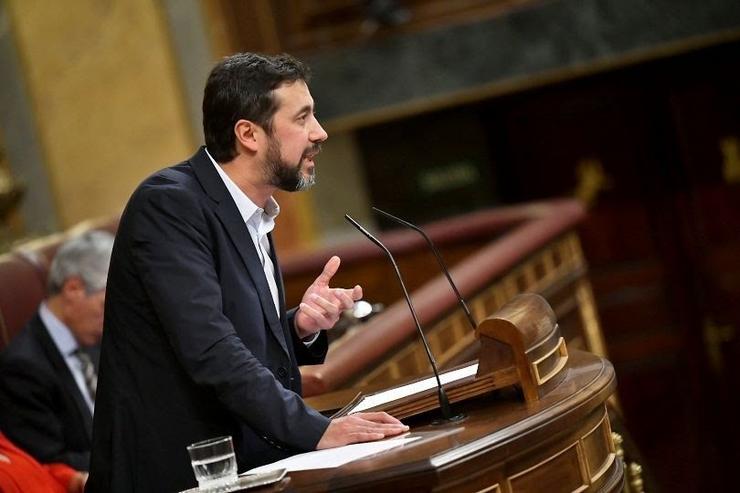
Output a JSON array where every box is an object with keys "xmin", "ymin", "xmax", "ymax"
[{"xmin": 303, "ymin": 143, "xmax": 322, "ymax": 159}]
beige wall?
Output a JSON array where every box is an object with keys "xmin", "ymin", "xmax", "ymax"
[
  {"xmin": 4, "ymin": 0, "xmax": 371, "ymax": 249},
  {"xmin": 6, "ymin": 0, "xmax": 194, "ymax": 227}
]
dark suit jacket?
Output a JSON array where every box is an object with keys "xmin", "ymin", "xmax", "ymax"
[
  {"xmin": 0, "ymin": 314, "xmax": 94, "ymax": 470},
  {"xmin": 87, "ymin": 147, "xmax": 330, "ymax": 493}
]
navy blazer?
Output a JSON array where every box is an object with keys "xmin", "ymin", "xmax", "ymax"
[
  {"xmin": 0, "ymin": 314, "xmax": 94, "ymax": 470},
  {"xmin": 87, "ymin": 148, "xmax": 330, "ymax": 492}
]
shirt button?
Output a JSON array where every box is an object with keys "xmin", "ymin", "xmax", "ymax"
[{"xmin": 277, "ymin": 367, "xmax": 288, "ymax": 378}]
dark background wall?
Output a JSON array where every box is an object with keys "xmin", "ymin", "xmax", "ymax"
[
  {"xmin": 290, "ymin": 4, "xmax": 740, "ymax": 488},
  {"xmin": 352, "ymin": 41, "xmax": 740, "ymax": 491},
  {"xmin": 205, "ymin": 0, "xmax": 740, "ymax": 489}
]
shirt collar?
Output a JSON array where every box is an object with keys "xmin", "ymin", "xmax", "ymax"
[
  {"xmin": 39, "ymin": 302, "xmax": 79, "ymax": 357},
  {"xmin": 205, "ymin": 148, "xmax": 280, "ymax": 234}
]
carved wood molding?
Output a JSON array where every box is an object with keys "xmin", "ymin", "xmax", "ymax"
[{"xmin": 296, "ymin": 199, "xmax": 591, "ymax": 396}]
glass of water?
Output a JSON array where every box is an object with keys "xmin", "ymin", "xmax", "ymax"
[{"xmin": 187, "ymin": 436, "xmax": 238, "ymax": 492}]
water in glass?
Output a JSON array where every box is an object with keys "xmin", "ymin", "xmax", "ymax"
[
  {"xmin": 187, "ymin": 436, "xmax": 238, "ymax": 492},
  {"xmin": 191, "ymin": 452, "xmax": 237, "ymax": 491}
]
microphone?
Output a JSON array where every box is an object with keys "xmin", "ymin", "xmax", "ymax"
[
  {"xmin": 372, "ymin": 207, "xmax": 478, "ymax": 331},
  {"xmin": 345, "ymin": 214, "xmax": 464, "ymax": 423}
]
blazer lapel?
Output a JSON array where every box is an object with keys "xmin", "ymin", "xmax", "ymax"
[
  {"xmin": 268, "ymin": 233, "xmax": 293, "ymax": 344},
  {"xmin": 189, "ymin": 147, "xmax": 290, "ymax": 357},
  {"xmin": 33, "ymin": 318, "xmax": 93, "ymax": 440}
]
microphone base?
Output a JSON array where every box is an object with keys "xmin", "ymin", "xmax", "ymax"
[{"xmin": 431, "ymin": 413, "xmax": 467, "ymax": 426}]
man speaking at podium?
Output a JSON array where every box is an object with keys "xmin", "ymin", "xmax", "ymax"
[{"xmin": 87, "ymin": 53, "xmax": 407, "ymax": 492}]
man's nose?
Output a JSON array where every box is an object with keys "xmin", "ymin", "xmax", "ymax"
[{"xmin": 310, "ymin": 118, "xmax": 328, "ymax": 143}]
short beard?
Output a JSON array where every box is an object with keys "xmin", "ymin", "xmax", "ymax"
[{"xmin": 264, "ymin": 135, "xmax": 317, "ymax": 192}]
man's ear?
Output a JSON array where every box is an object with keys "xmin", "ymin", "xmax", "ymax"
[
  {"xmin": 234, "ymin": 119, "xmax": 261, "ymax": 153},
  {"xmin": 60, "ymin": 277, "xmax": 86, "ymax": 301}
]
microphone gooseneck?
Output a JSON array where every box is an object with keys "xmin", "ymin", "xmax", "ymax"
[
  {"xmin": 372, "ymin": 207, "xmax": 478, "ymax": 332},
  {"xmin": 345, "ymin": 214, "xmax": 463, "ymax": 423}
]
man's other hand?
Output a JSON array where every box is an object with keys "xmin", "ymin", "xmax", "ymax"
[
  {"xmin": 316, "ymin": 412, "xmax": 409, "ymax": 449},
  {"xmin": 295, "ymin": 256, "xmax": 362, "ymax": 339}
]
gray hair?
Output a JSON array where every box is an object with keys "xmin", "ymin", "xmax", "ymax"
[{"xmin": 47, "ymin": 230, "xmax": 115, "ymax": 295}]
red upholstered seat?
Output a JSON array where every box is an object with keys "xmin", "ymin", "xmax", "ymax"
[{"xmin": 0, "ymin": 254, "xmax": 46, "ymax": 351}]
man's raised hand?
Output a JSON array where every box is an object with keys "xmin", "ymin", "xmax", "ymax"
[{"xmin": 295, "ymin": 256, "xmax": 362, "ymax": 339}]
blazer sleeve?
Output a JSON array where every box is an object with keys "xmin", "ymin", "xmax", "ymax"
[
  {"xmin": 125, "ymin": 185, "xmax": 329, "ymax": 451},
  {"xmin": 0, "ymin": 359, "xmax": 89, "ymax": 470}
]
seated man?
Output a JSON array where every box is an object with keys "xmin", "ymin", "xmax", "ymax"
[{"xmin": 0, "ymin": 230, "xmax": 114, "ymax": 470}]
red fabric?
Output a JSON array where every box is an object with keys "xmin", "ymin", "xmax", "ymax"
[{"xmin": 0, "ymin": 432, "xmax": 73, "ymax": 492}]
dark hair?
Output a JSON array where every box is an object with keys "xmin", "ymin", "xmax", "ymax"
[{"xmin": 202, "ymin": 52, "xmax": 311, "ymax": 163}]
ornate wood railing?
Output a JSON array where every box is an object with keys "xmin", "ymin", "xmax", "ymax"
[{"xmin": 279, "ymin": 199, "xmax": 607, "ymax": 396}]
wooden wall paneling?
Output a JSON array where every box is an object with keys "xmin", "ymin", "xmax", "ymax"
[
  {"xmin": 257, "ymin": 0, "xmax": 544, "ymax": 54},
  {"xmin": 345, "ymin": 42, "xmax": 740, "ymax": 489},
  {"xmin": 485, "ymin": 61, "xmax": 716, "ymax": 490},
  {"xmin": 203, "ymin": 0, "xmax": 281, "ymax": 54},
  {"xmin": 665, "ymin": 45, "xmax": 740, "ymax": 487}
]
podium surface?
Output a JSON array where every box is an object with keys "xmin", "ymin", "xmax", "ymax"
[{"xmin": 268, "ymin": 349, "xmax": 621, "ymax": 493}]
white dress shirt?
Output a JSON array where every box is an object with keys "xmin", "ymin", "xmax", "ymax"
[
  {"xmin": 206, "ymin": 148, "xmax": 319, "ymax": 346},
  {"xmin": 207, "ymin": 149, "xmax": 281, "ymax": 317}
]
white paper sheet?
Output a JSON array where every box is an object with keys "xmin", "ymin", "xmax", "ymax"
[
  {"xmin": 349, "ymin": 362, "xmax": 479, "ymax": 413},
  {"xmin": 244, "ymin": 436, "xmax": 421, "ymax": 474}
]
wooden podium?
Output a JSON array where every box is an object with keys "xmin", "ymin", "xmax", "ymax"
[{"xmin": 265, "ymin": 294, "xmax": 623, "ymax": 492}]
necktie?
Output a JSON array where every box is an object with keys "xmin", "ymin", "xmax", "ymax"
[{"xmin": 73, "ymin": 349, "xmax": 97, "ymax": 402}]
